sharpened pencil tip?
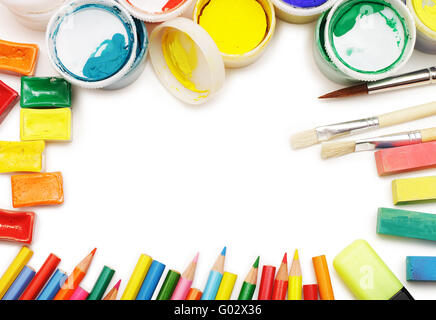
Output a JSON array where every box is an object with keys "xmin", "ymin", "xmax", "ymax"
[
  {"xmin": 221, "ymin": 246, "xmax": 227, "ymax": 256},
  {"xmin": 114, "ymin": 280, "xmax": 121, "ymax": 290},
  {"xmin": 293, "ymin": 249, "xmax": 299, "ymax": 261},
  {"xmin": 193, "ymin": 252, "xmax": 199, "ymax": 263},
  {"xmin": 253, "ymin": 256, "xmax": 260, "ymax": 268},
  {"xmin": 282, "ymin": 253, "xmax": 288, "ymax": 264},
  {"xmin": 90, "ymin": 248, "xmax": 97, "ymax": 256}
]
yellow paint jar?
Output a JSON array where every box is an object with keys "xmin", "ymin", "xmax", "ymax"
[
  {"xmin": 193, "ymin": 0, "xmax": 276, "ymax": 68},
  {"xmin": 407, "ymin": 0, "xmax": 436, "ymax": 54},
  {"xmin": 149, "ymin": 17, "xmax": 225, "ymax": 105}
]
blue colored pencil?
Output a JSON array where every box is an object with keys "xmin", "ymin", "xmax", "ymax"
[
  {"xmin": 201, "ymin": 247, "xmax": 226, "ymax": 300},
  {"xmin": 2, "ymin": 266, "xmax": 35, "ymax": 300},
  {"xmin": 136, "ymin": 260, "xmax": 166, "ymax": 300},
  {"xmin": 37, "ymin": 269, "xmax": 67, "ymax": 300}
]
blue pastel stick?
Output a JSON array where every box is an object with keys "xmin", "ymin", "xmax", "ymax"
[
  {"xmin": 136, "ymin": 260, "xmax": 166, "ymax": 300},
  {"xmin": 407, "ymin": 256, "xmax": 436, "ymax": 281},
  {"xmin": 37, "ymin": 269, "xmax": 67, "ymax": 300},
  {"xmin": 2, "ymin": 266, "xmax": 35, "ymax": 300},
  {"xmin": 201, "ymin": 271, "xmax": 223, "ymax": 300}
]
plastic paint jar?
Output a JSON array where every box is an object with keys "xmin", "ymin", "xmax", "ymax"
[
  {"xmin": 313, "ymin": 11, "xmax": 357, "ymax": 84},
  {"xmin": 271, "ymin": 0, "xmax": 338, "ymax": 24},
  {"xmin": 104, "ymin": 19, "xmax": 149, "ymax": 90},
  {"xmin": 406, "ymin": 0, "xmax": 436, "ymax": 54},
  {"xmin": 46, "ymin": 0, "xmax": 138, "ymax": 89},
  {"xmin": 149, "ymin": 17, "xmax": 225, "ymax": 105},
  {"xmin": 323, "ymin": 0, "xmax": 416, "ymax": 83},
  {"xmin": 0, "ymin": 0, "xmax": 67, "ymax": 31},
  {"xmin": 118, "ymin": 0, "xmax": 195, "ymax": 23},
  {"xmin": 193, "ymin": 0, "xmax": 276, "ymax": 68}
]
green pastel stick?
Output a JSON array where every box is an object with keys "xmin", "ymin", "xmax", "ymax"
[
  {"xmin": 87, "ymin": 266, "xmax": 115, "ymax": 300},
  {"xmin": 20, "ymin": 77, "xmax": 72, "ymax": 108},
  {"xmin": 156, "ymin": 270, "xmax": 180, "ymax": 300},
  {"xmin": 377, "ymin": 207, "xmax": 436, "ymax": 241}
]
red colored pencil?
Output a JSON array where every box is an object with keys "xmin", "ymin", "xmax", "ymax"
[
  {"xmin": 272, "ymin": 253, "xmax": 288, "ymax": 300},
  {"xmin": 54, "ymin": 249, "xmax": 96, "ymax": 300},
  {"xmin": 257, "ymin": 265, "xmax": 276, "ymax": 300},
  {"xmin": 103, "ymin": 280, "xmax": 121, "ymax": 300},
  {"xmin": 303, "ymin": 284, "xmax": 319, "ymax": 300},
  {"xmin": 20, "ymin": 253, "xmax": 61, "ymax": 300}
]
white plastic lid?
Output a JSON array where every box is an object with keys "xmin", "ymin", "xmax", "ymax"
[
  {"xmin": 118, "ymin": 0, "xmax": 194, "ymax": 23},
  {"xmin": 46, "ymin": 0, "xmax": 138, "ymax": 89},
  {"xmin": 324, "ymin": 0, "xmax": 416, "ymax": 82},
  {"xmin": 149, "ymin": 17, "xmax": 225, "ymax": 105},
  {"xmin": 1, "ymin": 0, "xmax": 66, "ymax": 14}
]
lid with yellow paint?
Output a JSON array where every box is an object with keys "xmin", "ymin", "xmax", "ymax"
[
  {"xmin": 407, "ymin": 0, "xmax": 436, "ymax": 54},
  {"xmin": 149, "ymin": 17, "xmax": 225, "ymax": 105}
]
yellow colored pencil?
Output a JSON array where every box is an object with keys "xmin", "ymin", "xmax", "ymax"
[
  {"xmin": 288, "ymin": 250, "xmax": 302, "ymax": 300},
  {"xmin": 0, "ymin": 246, "xmax": 33, "ymax": 299},
  {"xmin": 215, "ymin": 272, "xmax": 237, "ymax": 300},
  {"xmin": 121, "ymin": 254, "xmax": 152, "ymax": 300}
]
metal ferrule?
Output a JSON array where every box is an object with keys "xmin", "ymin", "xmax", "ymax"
[
  {"xmin": 315, "ymin": 117, "xmax": 380, "ymax": 142},
  {"xmin": 368, "ymin": 67, "xmax": 436, "ymax": 94},
  {"xmin": 354, "ymin": 130, "xmax": 422, "ymax": 152}
]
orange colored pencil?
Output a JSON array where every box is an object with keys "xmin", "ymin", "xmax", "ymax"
[
  {"xmin": 271, "ymin": 253, "xmax": 288, "ymax": 300},
  {"xmin": 103, "ymin": 280, "xmax": 121, "ymax": 300},
  {"xmin": 53, "ymin": 248, "xmax": 96, "ymax": 300},
  {"xmin": 186, "ymin": 288, "xmax": 202, "ymax": 300}
]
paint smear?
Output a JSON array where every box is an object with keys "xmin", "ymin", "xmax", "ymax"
[
  {"xmin": 331, "ymin": 1, "xmax": 406, "ymax": 73},
  {"xmin": 162, "ymin": 29, "xmax": 208, "ymax": 94},
  {"xmin": 127, "ymin": 0, "xmax": 186, "ymax": 13},
  {"xmin": 281, "ymin": 0, "xmax": 328, "ymax": 8},
  {"xmin": 413, "ymin": 0, "xmax": 436, "ymax": 32},
  {"xmin": 198, "ymin": 0, "xmax": 268, "ymax": 55}
]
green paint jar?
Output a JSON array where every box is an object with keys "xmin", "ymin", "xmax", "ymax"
[{"xmin": 321, "ymin": 0, "xmax": 415, "ymax": 83}]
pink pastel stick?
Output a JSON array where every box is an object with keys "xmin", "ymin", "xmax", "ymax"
[
  {"xmin": 70, "ymin": 286, "xmax": 89, "ymax": 300},
  {"xmin": 171, "ymin": 277, "xmax": 193, "ymax": 300}
]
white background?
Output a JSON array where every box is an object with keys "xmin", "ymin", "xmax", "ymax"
[{"xmin": 0, "ymin": 2, "xmax": 436, "ymax": 300}]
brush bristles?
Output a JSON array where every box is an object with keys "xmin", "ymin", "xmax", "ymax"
[
  {"xmin": 321, "ymin": 141, "xmax": 356, "ymax": 159},
  {"xmin": 291, "ymin": 129, "xmax": 318, "ymax": 149}
]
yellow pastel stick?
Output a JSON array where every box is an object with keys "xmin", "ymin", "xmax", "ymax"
[
  {"xmin": 0, "ymin": 246, "xmax": 33, "ymax": 299},
  {"xmin": 0, "ymin": 141, "xmax": 45, "ymax": 173},
  {"xmin": 21, "ymin": 108, "xmax": 71, "ymax": 141},
  {"xmin": 215, "ymin": 271, "xmax": 237, "ymax": 300},
  {"xmin": 393, "ymin": 176, "xmax": 436, "ymax": 205},
  {"xmin": 121, "ymin": 254, "xmax": 152, "ymax": 300}
]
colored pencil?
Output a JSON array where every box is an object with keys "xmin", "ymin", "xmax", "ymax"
[
  {"xmin": 303, "ymin": 284, "xmax": 319, "ymax": 300},
  {"xmin": 0, "ymin": 246, "xmax": 33, "ymax": 299},
  {"xmin": 37, "ymin": 269, "xmax": 67, "ymax": 300},
  {"xmin": 272, "ymin": 253, "xmax": 288, "ymax": 300},
  {"xmin": 121, "ymin": 254, "xmax": 152, "ymax": 300},
  {"xmin": 20, "ymin": 253, "xmax": 60, "ymax": 300},
  {"xmin": 156, "ymin": 270, "xmax": 180, "ymax": 300},
  {"xmin": 53, "ymin": 248, "xmax": 96, "ymax": 300},
  {"xmin": 201, "ymin": 247, "xmax": 226, "ymax": 300},
  {"xmin": 216, "ymin": 272, "xmax": 237, "ymax": 300},
  {"xmin": 186, "ymin": 288, "xmax": 202, "ymax": 300},
  {"xmin": 137, "ymin": 260, "xmax": 166, "ymax": 300},
  {"xmin": 258, "ymin": 265, "xmax": 276, "ymax": 300},
  {"xmin": 103, "ymin": 280, "xmax": 121, "ymax": 300},
  {"xmin": 313, "ymin": 255, "xmax": 334, "ymax": 300},
  {"xmin": 171, "ymin": 253, "xmax": 199, "ymax": 300},
  {"xmin": 70, "ymin": 286, "xmax": 89, "ymax": 300},
  {"xmin": 288, "ymin": 250, "xmax": 302, "ymax": 300},
  {"xmin": 2, "ymin": 266, "xmax": 35, "ymax": 300},
  {"xmin": 238, "ymin": 256, "xmax": 259, "ymax": 300},
  {"xmin": 87, "ymin": 266, "xmax": 115, "ymax": 300}
]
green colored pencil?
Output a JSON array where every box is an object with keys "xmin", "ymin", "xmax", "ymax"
[
  {"xmin": 238, "ymin": 257, "xmax": 259, "ymax": 300},
  {"xmin": 156, "ymin": 270, "xmax": 180, "ymax": 300},
  {"xmin": 87, "ymin": 266, "xmax": 115, "ymax": 300}
]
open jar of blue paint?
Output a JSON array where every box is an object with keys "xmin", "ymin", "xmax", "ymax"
[{"xmin": 46, "ymin": 0, "xmax": 138, "ymax": 89}]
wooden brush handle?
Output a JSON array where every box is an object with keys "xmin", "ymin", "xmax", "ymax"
[
  {"xmin": 378, "ymin": 101, "xmax": 436, "ymax": 128},
  {"xmin": 421, "ymin": 127, "xmax": 436, "ymax": 142}
]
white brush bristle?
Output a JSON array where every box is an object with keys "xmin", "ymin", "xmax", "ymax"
[
  {"xmin": 291, "ymin": 129, "xmax": 318, "ymax": 149},
  {"xmin": 321, "ymin": 141, "xmax": 356, "ymax": 159}
]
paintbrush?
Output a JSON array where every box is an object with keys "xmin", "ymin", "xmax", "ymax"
[
  {"xmin": 321, "ymin": 127, "xmax": 436, "ymax": 159},
  {"xmin": 319, "ymin": 67, "xmax": 436, "ymax": 99},
  {"xmin": 291, "ymin": 101, "xmax": 436, "ymax": 149}
]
